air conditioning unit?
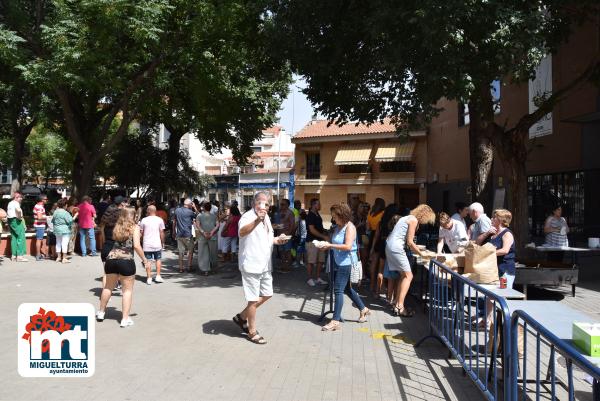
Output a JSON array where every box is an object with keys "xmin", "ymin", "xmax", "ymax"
[{"xmin": 232, "ymin": 166, "xmax": 241, "ymax": 174}]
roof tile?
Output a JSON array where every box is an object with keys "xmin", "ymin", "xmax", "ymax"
[{"xmin": 294, "ymin": 118, "xmax": 397, "ymax": 139}]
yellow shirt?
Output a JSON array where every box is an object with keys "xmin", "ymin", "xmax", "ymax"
[{"xmin": 367, "ymin": 211, "xmax": 384, "ymax": 231}]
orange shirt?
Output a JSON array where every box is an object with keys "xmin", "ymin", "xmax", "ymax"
[
  {"xmin": 156, "ymin": 210, "xmax": 169, "ymax": 226},
  {"xmin": 367, "ymin": 211, "xmax": 384, "ymax": 231}
]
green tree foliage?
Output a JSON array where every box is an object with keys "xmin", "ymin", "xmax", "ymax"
[
  {"xmin": 272, "ymin": 0, "xmax": 600, "ymax": 246},
  {"xmin": 23, "ymin": 125, "xmax": 72, "ymax": 186},
  {"xmin": 1, "ymin": 0, "xmax": 290, "ymax": 197},
  {"xmin": 0, "ymin": 124, "xmax": 72, "ymax": 187},
  {"xmin": 105, "ymin": 128, "xmax": 215, "ymax": 197}
]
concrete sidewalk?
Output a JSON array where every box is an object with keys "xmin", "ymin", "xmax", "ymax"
[{"xmin": 0, "ymin": 251, "xmax": 484, "ymax": 401}]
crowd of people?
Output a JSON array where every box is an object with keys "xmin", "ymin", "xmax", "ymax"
[{"xmin": 0, "ymin": 189, "xmax": 572, "ymax": 339}]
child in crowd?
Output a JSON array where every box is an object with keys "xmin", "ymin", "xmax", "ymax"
[{"xmin": 295, "ymin": 209, "xmax": 307, "ymax": 266}]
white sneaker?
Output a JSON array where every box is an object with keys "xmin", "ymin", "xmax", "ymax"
[
  {"xmin": 95, "ymin": 311, "xmax": 105, "ymax": 321},
  {"xmin": 154, "ymin": 275, "xmax": 164, "ymax": 283},
  {"xmin": 146, "ymin": 277, "xmax": 152, "ymax": 285},
  {"xmin": 120, "ymin": 318, "xmax": 134, "ymax": 328},
  {"xmin": 299, "ymin": 260, "xmax": 305, "ymax": 266},
  {"xmin": 307, "ymin": 278, "xmax": 316, "ymax": 287},
  {"xmin": 316, "ymin": 278, "xmax": 328, "ymax": 285}
]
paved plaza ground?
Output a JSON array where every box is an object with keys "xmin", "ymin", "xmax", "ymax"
[{"xmin": 0, "ymin": 250, "xmax": 599, "ymax": 401}]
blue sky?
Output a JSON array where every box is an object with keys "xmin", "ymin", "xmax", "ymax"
[{"xmin": 276, "ymin": 76, "xmax": 317, "ymax": 135}]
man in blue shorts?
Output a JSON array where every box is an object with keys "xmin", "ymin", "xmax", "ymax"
[{"xmin": 33, "ymin": 194, "xmax": 48, "ymax": 261}]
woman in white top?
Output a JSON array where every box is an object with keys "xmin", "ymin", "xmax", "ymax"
[
  {"xmin": 386, "ymin": 204, "xmax": 436, "ymax": 317},
  {"xmin": 544, "ymin": 205, "xmax": 569, "ymax": 247}
]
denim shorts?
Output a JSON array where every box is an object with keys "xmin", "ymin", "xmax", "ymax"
[
  {"xmin": 35, "ymin": 226, "xmax": 45, "ymax": 240},
  {"xmin": 144, "ymin": 251, "xmax": 162, "ymax": 261}
]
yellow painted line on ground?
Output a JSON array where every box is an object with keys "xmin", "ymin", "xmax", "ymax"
[{"xmin": 356, "ymin": 328, "xmax": 415, "ymax": 344}]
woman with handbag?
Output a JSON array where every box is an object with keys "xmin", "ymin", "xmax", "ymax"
[
  {"xmin": 320, "ymin": 203, "xmax": 370, "ymax": 331},
  {"xmin": 96, "ymin": 207, "xmax": 150, "ymax": 328}
]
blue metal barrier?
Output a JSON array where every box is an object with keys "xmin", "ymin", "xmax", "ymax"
[
  {"xmin": 510, "ymin": 310, "xmax": 600, "ymax": 401},
  {"xmin": 415, "ymin": 260, "xmax": 512, "ymax": 401}
]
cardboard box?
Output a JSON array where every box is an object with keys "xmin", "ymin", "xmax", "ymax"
[{"xmin": 573, "ymin": 322, "xmax": 600, "ymax": 357}]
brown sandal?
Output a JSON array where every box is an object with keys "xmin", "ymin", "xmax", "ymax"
[
  {"xmin": 247, "ymin": 331, "xmax": 267, "ymax": 344},
  {"xmin": 232, "ymin": 314, "xmax": 249, "ymax": 334}
]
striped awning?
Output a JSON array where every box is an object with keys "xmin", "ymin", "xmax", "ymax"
[
  {"xmin": 333, "ymin": 144, "xmax": 373, "ymax": 165},
  {"xmin": 374, "ymin": 142, "xmax": 415, "ymax": 162}
]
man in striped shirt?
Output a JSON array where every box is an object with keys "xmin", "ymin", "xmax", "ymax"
[{"xmin": 33, "ymin": 194, "xmax": 49, "ymax": 261}]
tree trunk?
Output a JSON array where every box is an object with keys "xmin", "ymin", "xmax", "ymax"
[
  {"xmin": 71, "ymin": 152, "xmax": 95, "ymax": 198},
  {"xmin": 468, "ymin": 123, "xmax": 494, "ymax": 208},
  {"xmin": 495, "ymin": 128, "xmax": 530, "ymax": 253},
  {"xmin": 165, "ymin": 126, "xmax": 184, "ymax": 174},
  {"xmin": 10, "ymin": 126, "xmax": 30, "ymax": 195}
]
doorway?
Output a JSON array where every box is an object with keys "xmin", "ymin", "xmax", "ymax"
[{"xmin": 395, "ymin": 187, "xmax": 419, "ymax": 212}]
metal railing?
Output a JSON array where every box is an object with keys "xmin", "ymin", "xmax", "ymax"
[
  {"xmin": 416, "ymin": 259, "xmax": 512, "ymax": 401},
  {"xmin": 510, "ymin": 310, "xmax": 600, "ymax": 401}
]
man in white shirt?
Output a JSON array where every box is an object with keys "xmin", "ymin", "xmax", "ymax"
[
  {"xmin": 437, "ymin": 212, "xmax": 469, "ymax": 253},
  {"xmin": 232, "ymin": 191, "xmax": 288, "ymax": 345},
  {"xmin": 139, "ymin": 205, "xmax": 165, "ymax": 285},
  {"xmin": 469, "ymin": 202, "xmax": 492, "ymax": 244},
  {"xmin": 7, "ymin": 192, "xmax": 28, "ymax": 262}
]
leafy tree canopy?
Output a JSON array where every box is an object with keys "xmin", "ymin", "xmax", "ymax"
[
  {"xmin": 271, "ymin": 1, "xmax": 597, "ymax": 125},
  {"xmin": 0, "ymin": 0, "xmax": 291, "ymax": 195}
]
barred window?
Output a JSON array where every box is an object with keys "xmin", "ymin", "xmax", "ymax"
[{"xmin": 528, "ymin": 171, "xmax": 585, "ymax": 239}]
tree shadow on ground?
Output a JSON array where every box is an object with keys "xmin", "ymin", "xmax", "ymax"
[
  {"xmin": 279, "ymin": 310, "xmax": 323, "ymax": 327},
  {"xmin": 202, "ymin": 319, "xmax": 245, "ymax": 338},
  {"xmin": 381, "ymin": 312, "xmax": 486, "ymax": 401}
]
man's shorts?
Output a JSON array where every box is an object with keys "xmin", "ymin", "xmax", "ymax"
[
  {"xmin": 177, "ymin": 237, "xmax": 194, "ymax": 254},
  {"xmin": 241, "ymin": 270, "xmax": 273, "ymax": 302},
  {"xmin": 35, "ymin": 226, "xmax": 45, "ymax": 240},
  {"xmin": 144, "ymin": 251, "xmax": 162, "ymax": 261},
  {"xmin": 306, "ymin": 241, "xmax": 326, "ymax": 264}
]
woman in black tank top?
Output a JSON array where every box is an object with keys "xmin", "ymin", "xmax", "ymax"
[{"xmin": 97, "ymin": 207, "xmax": 150, "ymax": 328}]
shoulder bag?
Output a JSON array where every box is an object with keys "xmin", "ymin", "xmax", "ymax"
[{"xmin": 349, "ymin": 229, "xmax": 363, "ymax": 284}]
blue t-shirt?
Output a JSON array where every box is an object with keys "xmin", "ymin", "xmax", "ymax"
[{"xmin": 174, "ymin": 207, "xmax": 196, "ymax": 238}]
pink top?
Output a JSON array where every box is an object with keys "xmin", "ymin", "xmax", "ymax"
[
  {"xmin": 77, "ymin": 202, "xmax": 96, "ymax": 229},
  {"xmin": 226, "ymin": 215, "xmax": 241, "ymax": 237}
]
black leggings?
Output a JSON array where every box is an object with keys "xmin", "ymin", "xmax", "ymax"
[{"xmin": 104, "ymin": 259, "xmax": 136, "ymax": 276}]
